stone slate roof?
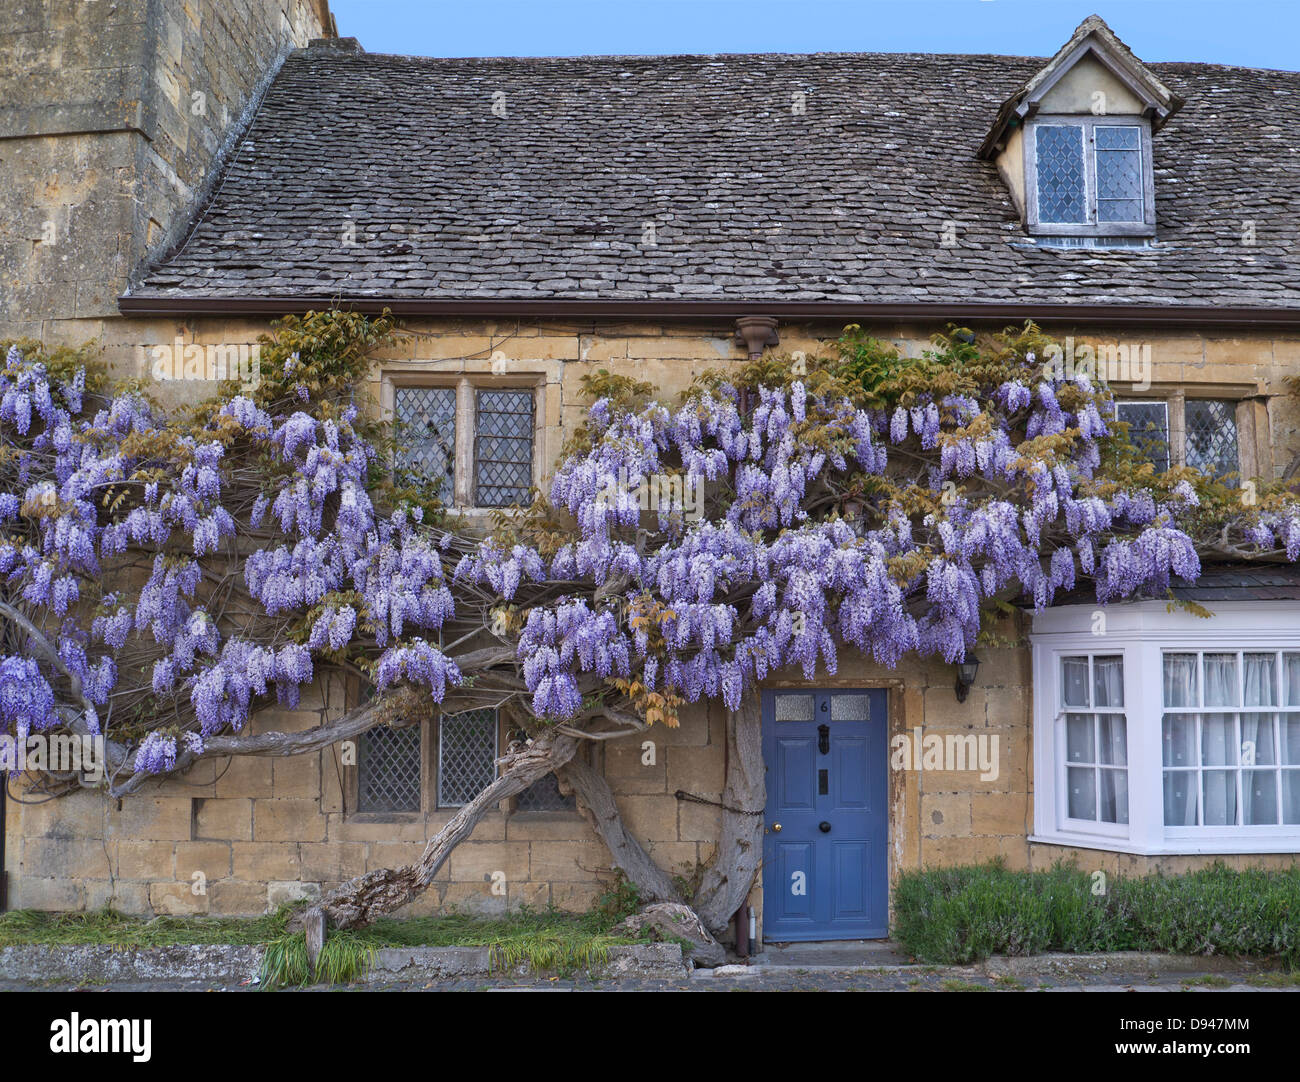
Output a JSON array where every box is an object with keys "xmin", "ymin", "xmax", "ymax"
[
  {"xmin": 1048, "ymin": 564, "xmax": 1300, "ymax": 607},
  {"xmin": 126, "ymin": 46, "xmax": 1300, "ymax": 309}
]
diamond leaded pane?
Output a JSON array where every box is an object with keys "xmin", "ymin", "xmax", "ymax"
[
  {"xmin": 1036, "ymin": 125, "xmax": 1086, "ymax": 224},
  {"xmin": 395, "ymin": 386, "xmax": 456, "ymax": 504},
  {"xmin": 1096, "ymin": 126, "xmax": 1143, "ymax": 223},
  {"xmin": 1116, "ymin": 401, "xmax": 1170, "ymax": 472},
  {"xmin": 1185, "ymin": 400, "xmax": 1240, "ymax": 480},
  {"xmin": 438, "ymin": 708, "xmax": 498, "ymax": 806},
  {"xmin": 516, "ymin": 772, "xmax": 576, "ymax": 812},
  {"xmin": 475, "ymin": 389, "xmax": 533, "ymax": 507},
  {"xmin": 358, "ymin": 724, "xmax": 422, "ymax": 813}
]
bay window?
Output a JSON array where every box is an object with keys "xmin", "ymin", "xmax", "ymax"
[{"xmin": 1032, "ymin": 601, "xmax": 1300, "ymax": 854}]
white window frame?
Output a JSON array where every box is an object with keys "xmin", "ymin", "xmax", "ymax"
[
  {"xmin": 1160, "ymin": 648, "xmax": 1300, "ymax": 840},
  {"xmin": 1055, "ymin": 653, "xmax": 1130, "ymax": 840},
  {"xmin": 1031, "ymin": 600, "xmax": 1300, "ymax": 855},
  {"xmin": 1023, "ymin": 114, "xmax": 1156, "ymax": 237}
]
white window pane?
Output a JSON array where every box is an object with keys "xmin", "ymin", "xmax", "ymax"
[
  {"xmin": 1093, "ymin": 655, "xmax": 1123, "ymax": 707},
  {"xmin": 1203, "ymin": 654, "xmax": 1239, "ymax": 707},
  {"xmin": 1036, "ymin": 125, "xmax": 1087, "ymax": 223},
  {"xmin": 1098, "ymin": 714, "xmax": 1127, "ymax": 765},
  {"xmin": 1283, "ymin": 772, "xmax": 1300, "ymax": 825},
  {"xmin": 1164, "ymin": 654, "xmax": 1198, "ymax": 708},
  {"xmin": 1201, "ymin": 715, "xmax": 1238, "ymax": 765},
  {"xmin": 774, "ymin": 694, "xmax": 813, "ymax": 721},
  {"xmin": 1067, "ymin": 766, "xmax": 1097, "ymax": 820},
  {"xmin": 1163, "ymin": 714, "xmax": 1195, "ymax": 767},
  {"xmin": 1283, "ymin": 717, "xmax": 1300, "ymax": 765},
  {"xmin": 1202, "ymin": 770, "xmax": 1238, "ymax": 826},
  {"xmin": 1241, "ymin": 713, "xmax": 1276, "ymax": 765},
  {"xmin": 1099, "ymin": 769, "xmax": 1128, "ymax": 825},
  {"xmin": 1164, "ymin": 771, "xmax": 1197, "ymax": 826},
  {"xmin": 1243, "ymin": 771, "xmax": 1278, "ymax": 825},
  {"xmin": 1066, "ymin": 714, "xmax": 1094, "ymax": 763},
  {"xmin": 1243, "ymin": 653, "xmax": 1277, "ymax": 707},
  {"xmin": 1284, "ymin": 653, "xmax": 1300, "ymax": 706},
  {"xmin": 1062, "ymin": 656, "xmax": 1090, "ymax": 707}
]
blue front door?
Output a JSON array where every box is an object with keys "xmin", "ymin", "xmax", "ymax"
[{"xmin": 761, "ymin": 689, "xmax": 889, "ymax": 941}]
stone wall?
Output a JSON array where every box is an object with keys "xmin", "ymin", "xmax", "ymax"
[
  {"xmin": 0, "ymin": 0, "xmax": 333, "ymax": 349},
  {"xmin": 5, "ymin": 314, "xmax": 1299, "ymax": 928}
]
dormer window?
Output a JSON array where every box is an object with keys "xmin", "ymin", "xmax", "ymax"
[
  {"xmin": 1026, "ymin": 116, "xmax": 1154, "ymax": 236},
  {"xmin": 979, "ymin": 16, "xmax": 1183, "ymax": 244}
]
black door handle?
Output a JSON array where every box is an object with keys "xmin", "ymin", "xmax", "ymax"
[{"xmin": 819, "ymin": 821, "xmax": 831, "ymax": 833}]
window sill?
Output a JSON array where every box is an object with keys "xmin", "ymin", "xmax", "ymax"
[
  {"xmin": 1030, "ymin": 832, "xmax": 1300, "ymax": 856},
  {"xmin": 347, "ymin": 812, "xmax": 423, "ymax": 824}
]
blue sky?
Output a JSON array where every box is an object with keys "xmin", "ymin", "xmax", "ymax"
[{"xmin": 329, "ymin": 0, "xmax": 1299, "ymax": 70}]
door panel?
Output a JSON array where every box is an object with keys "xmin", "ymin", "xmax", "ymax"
[{"xmin": 762, "ymin": 688, "xmax": 888, "ymax": 941}]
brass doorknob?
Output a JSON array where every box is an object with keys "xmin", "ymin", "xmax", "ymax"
[{"xmin": 771, "ymin": 823, "xmax": 782, "ymax": 833}]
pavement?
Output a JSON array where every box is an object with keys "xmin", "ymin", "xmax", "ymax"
[
  {"xmin": 2, "ymin": 937, "xmax": 1295, "ymax": 992},
  {"xmin": 2, "ymin": 970, "xmax": 1294, "ymax": 991}
]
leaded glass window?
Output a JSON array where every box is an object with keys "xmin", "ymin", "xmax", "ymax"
[
  {"xmin": 395, "ymin": 386, "xmax": 456, "ymax": 504},
  {"xmin": 358, "ymin": 724, "xmax": 423, "ymax": 813},
  {"xmin": 1095, "ymin": 126, "xmax": 1143, "ymax": 223},
  {"xmin": 1184, "ymin": 400, "xmax": 1239, "ymax": 480},
  {"xmin": 1027, "ymin": 118, "xmax": 1152, "ymax": 236},
  {"xmin": 1036, "ymin": 124, "xmax": 1087, "ymax": 224},
  {"xmin": 475, "ymin": 389, "xmax": 534, "ymax": 507},
  {"xmin": 1116, "ymin": 400, "xmax": 1170, "ymax": 472},
  {"xmin": 516, "ymin": 772, "xmax": 576, "ymax": 812},
  {"xmin": 438, "ymin": 708, "xmax": 498, "ymax": 807}
]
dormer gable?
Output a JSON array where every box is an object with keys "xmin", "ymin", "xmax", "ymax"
[{"xmin": 979, "ymin": 15, "xmax": 1185, "ymax": 241}]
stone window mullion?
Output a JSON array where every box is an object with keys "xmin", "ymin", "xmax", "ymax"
[
  {"xmin": 1168, "ymin": 389, "xmax": 1187, "ymax": 468},
  {"xmin": 454, "ymin": 376, "xmax": 475, "ymax": 508}
]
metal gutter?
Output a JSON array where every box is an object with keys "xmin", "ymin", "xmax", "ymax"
[{"xmin": 116, "ymin": 296, "xmax": 1300, "ymax": 329}]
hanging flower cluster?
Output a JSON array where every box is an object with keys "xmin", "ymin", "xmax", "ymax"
[{"xmin": 1, "ymin": 321, "xmax": 1297, "ymax": 782}]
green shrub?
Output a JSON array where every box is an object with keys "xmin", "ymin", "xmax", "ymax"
[{"xmin": 893, "ymin": 860, "xmax": 1300, "ymax": 966}]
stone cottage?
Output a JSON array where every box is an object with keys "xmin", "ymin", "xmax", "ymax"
[{"xmin": 4, "ymin": 8, "xmax": 1300, "ymax": 944}]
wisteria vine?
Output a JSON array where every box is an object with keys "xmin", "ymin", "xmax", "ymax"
[{"xmin": 2, "ymin": 318, "xmax": 1298, "ymax": 793}]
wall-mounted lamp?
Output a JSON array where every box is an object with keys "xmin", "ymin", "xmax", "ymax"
[{"xmin": 954, "ymin": 655, "xmax": 981, "ymax": 702}]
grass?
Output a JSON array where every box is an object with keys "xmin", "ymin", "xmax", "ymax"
[
  {"xmin": 1181, "ymin": 975, "xmax": 1233, "ymax": 988},
  {"xmin": 1246, "ymin": 972, "xmax": 1300, "ymax": 988},
  {"xmin": 0, "ymin": 904, "xmax": 646, "ymax": 990},
  {"xmin": 0, "ymin": 907, "xmax": 285, "ymax": 947},
  {"xmin": 939, "ymin": 978, "xmax": 988, "ymax": 992},
  {"xmin": 894, "ymin": 860, "xmax": 1300, "ymax": 967}
]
